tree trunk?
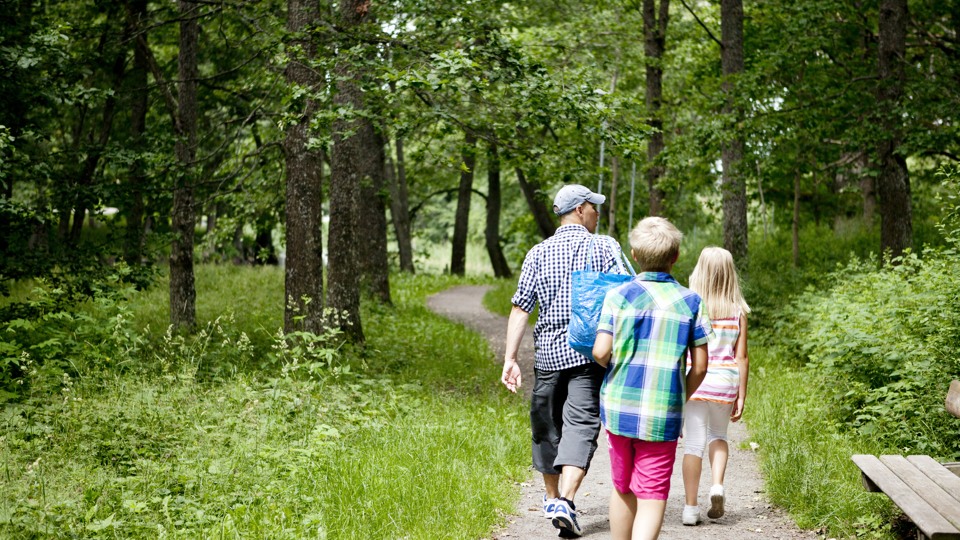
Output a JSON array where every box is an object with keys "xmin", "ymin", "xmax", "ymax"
[
  {"xmin": 70, "ymin": 14, "xmax": 129, "ymax": 245},
  {"xmin": 755, "ymin": 161, "xmax": 768, "ymax": 240},
  {"xmin": 169, "ymin": 0, "xmax": 199, "ymax": 329},
  {"xmin": 792, "ymin": 171, "xmax": 800, "ymax": 268},
  {"xmin": 283, "ymin": 0, "xmax": 325, "ymax": 333},
  {"xmin": 327, "ymin": 0, "xmax": 370, "ymax": 343},
  {"xmin": 859, "ymin": 159, "xmax": 876, "ymax": 226},
  {"xmin": 451, "ymin": 132, "xmax": 477, "ymax": 276},
  {"xmin": 485, "ymin": 143, "xmax": 511, "ymax": 278},
  {"xmin": 359, "ymin": 127, "xmax": 391, "ymax": 303},
  {"xmin": 124, "ymin": 0, "xmax": 148, "ymax": 263},
  {"xmin": 607, "ymin": 156, "xmax": 619, "ymax": 237},
  {"xmin": 876, "ymin": 0, "xmax": 912, "ymax": 260},
  {"xmin": 516, "ymin": 168, "xmax": 557, "ymax": 239},
  {"xmin": 721, "ymin": 0, "xmax": 748, "ymax": 266},
  {"xmin": 388, "ymin": 135, "xmax": 415, "ymax": 273},
  {"xmin": 643, "ymin": 0, "xmax": 668, "ymax": 216}
]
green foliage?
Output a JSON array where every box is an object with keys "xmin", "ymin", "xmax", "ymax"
[
  {"xmin": 748, "ymin": 346, "xmax": 899, "ymax": 538},
  {"xmin": 744, "ymin": 221, "xmax": 880, "ymax": 330},
  {"xmin": 774, "ymin": 246, "xmax": 960, "ymax": 457},
  {"xmin": 0, "ymin": 269, "xmax": 529, "ymax": 538},
  {"xmin": 0, "ymin": 262, "xmax": 147, "ymax": 402},
  {"xmin": 747, "ymin": 166, "xmax": 960, "ymax": 539}
]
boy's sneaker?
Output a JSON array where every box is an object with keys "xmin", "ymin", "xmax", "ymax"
[
  {"xmin": 542, "ymin": 495, "xmax": 559, "ymax": 518},
  {"xmin": 682, "ymin": 504, "xmax": 702, "ymax": 526},
  {"xmin": 708, "ymin": 484, "xmax": 725, "ymax": 519},
  {"xmin": 551, "ymin": 497, "xmax": 582, "ymax": 537}
]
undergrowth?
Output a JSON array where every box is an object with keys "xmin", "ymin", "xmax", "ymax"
[{"xmin": 0, "ymin": 271, "xmax": 530, "ymax": 539}]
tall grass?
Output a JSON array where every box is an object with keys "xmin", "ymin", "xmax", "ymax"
[
  {"xmin": 0, "ymin": 269, "xmax": 531, "ymax": 539},
  {"xmin": 748, "ymin": 344, "xmax": 898, "ymax": 538}
]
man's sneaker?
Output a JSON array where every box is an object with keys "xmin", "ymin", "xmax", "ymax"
[
  {"xmin": 708, "ymin": 484, "xmax": 725, "ymax": 519},
  {"xmin": 682, "ymin": 504, "xmax": 702, "ymax": 526},
  {"xmin": 542, "ymin": 495, "xmax": 559, "ymax": 518},
  {"xmin": 551, "ymin": 497, "xmax": 583, "ymax": 537}
]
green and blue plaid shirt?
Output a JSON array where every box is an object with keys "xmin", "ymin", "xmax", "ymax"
[{"xmin": 597, "ymin": 272, "xmax": 713, "ymax": 442}]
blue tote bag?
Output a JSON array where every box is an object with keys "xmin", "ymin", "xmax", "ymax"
[{"xmin": 567, "ymin": 235, "xmax": 636, "ymax": 360}]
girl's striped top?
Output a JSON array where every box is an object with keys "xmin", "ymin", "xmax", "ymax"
[{"xmin": 688, "ymin": 315, "xmax": 741, "ymax": 404}]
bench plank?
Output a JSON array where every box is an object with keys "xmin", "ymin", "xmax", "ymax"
[
  {"xmin": 882, "ymin": 455, "xmax": 960, "ymax": 532},
  {"xmin": 907, "ymin": 456, "xmax": 960, "ymax": 506},
  {"xmin": 948, "ymin": 380, "xmax": 960, "ymax": 419},
  {"xmin": 852, "ymin": 455, "xmax": 960, "ymax": 539}
]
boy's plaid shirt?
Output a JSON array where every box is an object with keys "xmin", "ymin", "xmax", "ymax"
[
  {"xmin": 511, "ymin": 224, "xmax": 623, "ymax": 372},
  {"xmin": 597, "ymin": 272, "xmax": 713, "ymax": 442}
]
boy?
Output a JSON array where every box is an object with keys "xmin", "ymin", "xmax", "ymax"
[{"xmin": 592, "ymin": 217, "xmax": 711, "ymax": 540}]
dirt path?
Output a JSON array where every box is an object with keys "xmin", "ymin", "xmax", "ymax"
[{"xmin": 427, "ymin": 285, "xmax": 818, "ymax": 540}]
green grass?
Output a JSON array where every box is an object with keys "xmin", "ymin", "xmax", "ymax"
[
  {"xmin": 482, "ymin": 279, "xmax": 517, "ymax": 318},
  {"xmin": 747, "ymin": 343, "xmax": 899, "ymax": 539},
  {"xmin": 128, "ymin": 264, "xmax": 286, "ymax": 353},
  {"xmin": 0, "ymin": 268, "xmax": 531, "ymax": 539}
]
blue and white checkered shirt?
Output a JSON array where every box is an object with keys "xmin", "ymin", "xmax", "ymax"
[{"xmin": 512, "ymin": 225, "xmax": 625, "ymax": 372}]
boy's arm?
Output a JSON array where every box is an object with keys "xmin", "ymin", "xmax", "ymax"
[
  {"xmin": 594, "ymin": 289, "xmax": 617, "ymax": 367},
  {"xmin": 731, "ymin": 313, "xmax": 749, "ymax": 421},
  {"xmin": 686, "ymin": 343, "xmax": 708, "ymax": 401},
  {"xmin": 501, "ymin": 305, "xmax": 530, "ymax": 393},
  {"xmin": 593, "ymin": 332, "xmax": 613, "ymax": 367}
]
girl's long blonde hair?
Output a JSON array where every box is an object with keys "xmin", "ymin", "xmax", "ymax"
[{"xmin": 688, "ymin": 247, "xmax": 750, "ymax": 320}]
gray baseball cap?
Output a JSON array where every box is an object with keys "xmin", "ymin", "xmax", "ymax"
[{"xmin": 552, "ymin": 184, "xmax": 605, "ymax": 216}]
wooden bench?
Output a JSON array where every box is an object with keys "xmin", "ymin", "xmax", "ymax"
[{"xmin": 852, "ymin": 380, "xmax": 960, "ymax": 540}]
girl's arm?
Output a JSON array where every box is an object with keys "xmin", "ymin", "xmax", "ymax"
[{"xmin": 731, "ymin": 313, "xmax": 749, "ymax": 422}]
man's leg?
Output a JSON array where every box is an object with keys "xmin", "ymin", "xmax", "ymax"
[
  {"xmin": 560, "ymin": 465, "xmax": 586, "ymax": 500},
  {"xmin": 544, "ymin": 472, "xmax": 560, "ymax": 499},
  {"xmin": 531, "ymin": 369, "xmax": 566, "ymax": 500},
  {"xmin": 554, "ymin": 363, "xmax": 605, "ymax": 502}
]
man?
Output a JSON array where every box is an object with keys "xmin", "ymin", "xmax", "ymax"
[{"xmin": 501, "ymin": 184, "xmax": 626, "ymax": 538}]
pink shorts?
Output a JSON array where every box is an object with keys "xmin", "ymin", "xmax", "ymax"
[{"xmin": 606, "ymin": 430, "xmax": 678, "ymax": 500}]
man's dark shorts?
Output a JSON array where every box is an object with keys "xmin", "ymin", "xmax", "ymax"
[{"xmin": 530, "ymin": 362, "xmax": 605, "ymax": 474}]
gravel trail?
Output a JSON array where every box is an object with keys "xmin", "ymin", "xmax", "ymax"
[{"xmin": 427, "ymin": 285, "xmax": 817, "ymax": 540}]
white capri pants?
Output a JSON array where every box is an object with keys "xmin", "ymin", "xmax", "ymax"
[{"xmin": 683, "ymin": 400, "xmax": 734, "ymax": 457}]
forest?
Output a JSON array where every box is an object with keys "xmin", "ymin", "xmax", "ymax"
[{"xmin": 1, "ymin": 0, "xmax": 959, "ymax": 538}]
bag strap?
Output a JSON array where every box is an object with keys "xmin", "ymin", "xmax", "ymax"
[
  {"xmin": 585, "ymin": 234, "xmax": 636, "ymax": 276},
  {"xmin": 619, "ymin": 247, "xmax": 636, "ymax": 276},
  {"xmin": 584, "ymin": 235, "xmax": 597, "ymax": 272}
]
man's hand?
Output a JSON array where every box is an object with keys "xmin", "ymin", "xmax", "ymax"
[
  {"xmin": 502, "ymin": 306, "xmax": 530, "ymax": 394},
  {"xmin": 501, "ymin": 359, "xmax": 522, "ymax": 393}
]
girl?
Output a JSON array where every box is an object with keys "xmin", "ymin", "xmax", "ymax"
[{"xmin": 681, "ymin": 247, "xmax": 750, "ymax": 526}]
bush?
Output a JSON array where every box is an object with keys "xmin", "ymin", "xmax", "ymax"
[
  {"xmin": 0, "ymin": 262, "xmax": 145, "ymax": 402},
  {"xmin": 773, "ymin": 168, "xmax": 960, "ymax": 459}
]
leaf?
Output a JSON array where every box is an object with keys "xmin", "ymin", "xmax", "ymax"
[{"xmin": 86, "ymin": 513, "xmax": 117, "ymax": 531}]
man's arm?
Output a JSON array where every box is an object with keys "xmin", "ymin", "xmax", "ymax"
[
  {"xmin": 501, "ymin": 305, "xmax": 531, "ymax": 393},
  {"xmin": 686, "ymin": 343, "xmax": 708, "ymax": 401}
]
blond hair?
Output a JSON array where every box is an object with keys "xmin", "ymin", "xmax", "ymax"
[
  {"xmin": 628, "ymin": 217, "xmax": 683, "ymax": 271},
  {"xmin": 688, "ymin": 246, "xmax": 751, "ymax": 319}
]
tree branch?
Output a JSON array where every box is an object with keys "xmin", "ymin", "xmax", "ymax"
[{"xmin": 678, "ymin": 0, "xmax": 722, "ymax": 48}]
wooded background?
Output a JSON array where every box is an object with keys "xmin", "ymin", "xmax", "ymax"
[{"xmin": 2, "ymin": 0, "xmax": 957, "ymax": 343}]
